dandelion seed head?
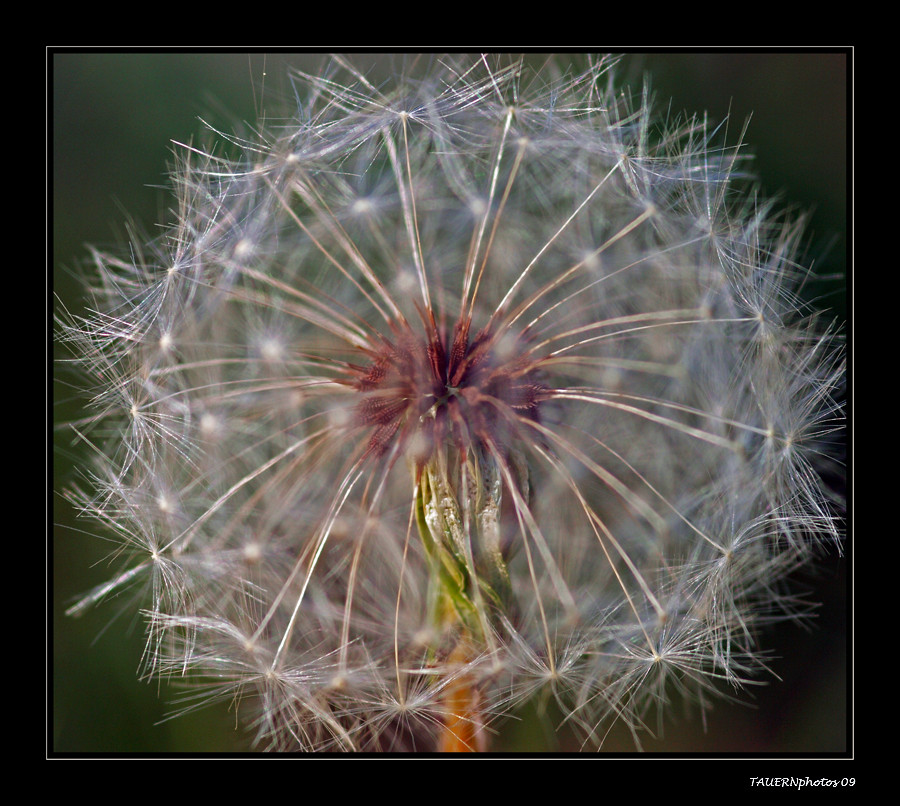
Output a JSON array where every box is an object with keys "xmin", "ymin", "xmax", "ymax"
[{"xmin": 59, "ymin": 54, "xmax": 845, "ymax": 753}]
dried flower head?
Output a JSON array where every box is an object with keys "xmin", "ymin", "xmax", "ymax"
[{"xmin": 57, "ymin": 54, "xmax": 845, "ymax": 752}]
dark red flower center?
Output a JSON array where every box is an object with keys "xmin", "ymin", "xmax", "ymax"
[{"xmin": 350, "ymin": 313, "xmax": 547, "ymax": 465}]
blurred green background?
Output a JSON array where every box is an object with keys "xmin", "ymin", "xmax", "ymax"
[{"xmin": 52, "ymin": 51, "xmax": 848, "ymax": 755}]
